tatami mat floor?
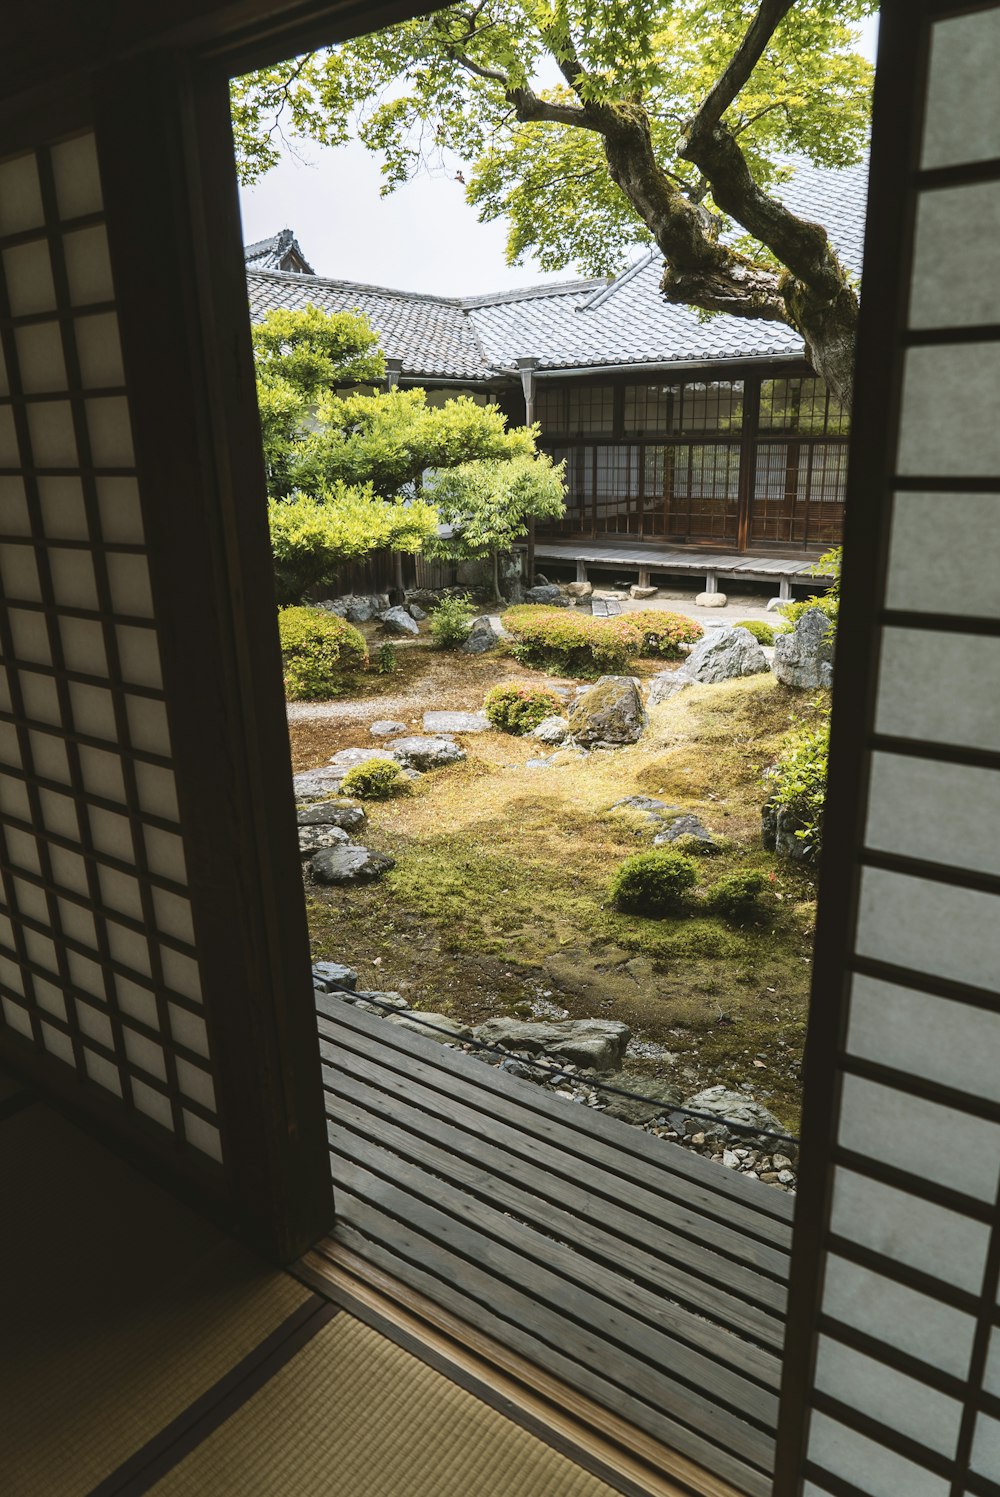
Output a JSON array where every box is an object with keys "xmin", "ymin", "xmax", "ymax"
[{"xmin": 0, "ymin": 1078, "xmax": 621, "ymax": 1497}]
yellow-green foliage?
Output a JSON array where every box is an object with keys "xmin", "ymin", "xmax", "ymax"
[
  {"xmin": 735, "ymin": 619, "xmax": 776, "ymax": 646},
  {"xmin": 483, "ymin": 683, "xmax": 562, "ymax": 734},
  {"xmin": 340, "ymin": 759, "xmax": 408, "ymax": 800},
  {"xmin": 278, "ymin": 606, "xmax": 368, "ymax": 700},
  {"xmin": 503, "ymin": 605, "xmax": 641, "ymax": 676},
  {"xmin": 628, "ymin": 610, "xmax": 703, "ymax": 658}
]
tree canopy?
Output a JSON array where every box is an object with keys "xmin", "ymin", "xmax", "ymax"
[
  {"xmin": 255, "ymin": 305, "xmax": 564, "ymax": 601},
  {"xmin": 233, "ymin": 1, "xmax": 876, "ymax": 404}
]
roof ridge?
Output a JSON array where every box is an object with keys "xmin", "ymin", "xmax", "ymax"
[
  {"xmin": 576, "ymin": 248, "xmax": 659, "ymax": 313},
  {"xmin": 460, "ymin": 277, "xmax": 606, "ymax": 308},
  {"xmin": 245, "ymin": 266, "xmax": 467, "ymax": 307}
]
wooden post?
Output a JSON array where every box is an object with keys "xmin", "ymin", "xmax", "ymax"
[
  {"xmin": 705, "ymin": 568, "xmax": 718, "ymax": 594},
  {"xmin": 576, "ymin": 558, "xmax": 588, "ymax": 583},
  {"xmin": 638, "ymin": 566, "xmax": 650, "ymax": 589}
]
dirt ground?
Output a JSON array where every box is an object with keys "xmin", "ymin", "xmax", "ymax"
[{"xmin": 292, "ymin": 631, "xmax": 825, "ymax": 1130}]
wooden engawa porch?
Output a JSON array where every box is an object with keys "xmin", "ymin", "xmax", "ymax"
[{"xmin": 308, "ymin": 995, "xmax": 794, "ymax": 1497}]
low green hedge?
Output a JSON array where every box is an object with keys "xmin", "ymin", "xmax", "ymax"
[
  {"xmin": 340, "ymin": 759, "xmax": 408, "ymax": 799},
  {"xmin": 704, "ymin": 871, "xmax": 770, "ymax": 922},
  {"xmin": 278, "ymin": 606, "xmax": 369, "ymax": 700},
  {"xmin": 483, "ymin": 683, "xmax": 562, "ymax": 734},
  {"xmin": 503, "ymin": 605, "xmax": 641, "ymax": 676},
  {"xmin": 734, "ymin": 619, "xmax": 776, "ymax": 647},
  {"xmin": 609, "ymin": 850, "xmax": 698, "ymax": 915},
  {"xmin": 627, "ymin": 610, "xmax": 703, "ymax": 658}
]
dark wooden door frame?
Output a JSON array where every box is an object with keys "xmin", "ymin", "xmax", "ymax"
[{"xmin": 772, "ymin": 3, "xmax": 933, "ymax": 1490}]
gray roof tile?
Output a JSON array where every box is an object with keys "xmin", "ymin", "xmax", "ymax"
[{"xmin": 245, "ymin": 156, "xmax": 868, "ymax": 380}]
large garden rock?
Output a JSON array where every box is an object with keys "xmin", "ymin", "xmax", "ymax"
[
  {"xmin": 324, "ymin": 593, "xmax": 388, "ymax": 623},
  {"xmin": 683, "ymin": 626, "xmax": 768, "ymax": 683},
  {"xmin": 293, "ymin": 767, "xmax": 355, "ymax": 802},
  {"xmin": 298, "ymin": 823, "xmax": 351, "ymax": 856},
  {"xmin": 772, "ymin": 607, "xmax": 835, "ymax": 690},
  {"xmin": 380, "ymin": 605, "xmax": 420, "ymax": 636},
  {"xmin": 681, "ymin": 1085, "xmax": 784, "ymax": 1138},
  {"xmin": 423, "ymin": 710, "xmax": 490, "ymax": 734},
  {"xmin": 653, "ymin": 813, "xmax": 719, "ymax": 854},
  {"xmin": 328, "ymin": 746, "xmax": 401, "ymax": 770},
  {"xmin": 297, "ymin": 801, "xmax": 366, "ymax": 832},
  {"xmin": 762, "ymin": 796, "xmax": 816, "ymax": 862},
  {"xmin": 388, "ymin": 1011, "xmax": 472, "ymax": 1044},
  {"xmin": 530, "ymin": 715, "xmax": 570, "ymax": 745},
  {"xmin": 309, "ymin": 845, "xmax": 395, "ymax": 884},
  {"xmin": 647, "ymin": 671, "xmax": 693, "ymax": 708},
  {"xmin": 473, "ymin": 1017, "xmax": 631, "ymax": 1071},
  {"xmin": 600, "ymin": 1074, "xmax": 684, "ymax": 1125},
  {"xmin": 312, "ymin": 961, "xmax": 357, "ymax": 992},
  {"xmin": 462, "ymin": 615, "xmax": 501, "ymax": 654},
  {"xmin": 387, "ymin": 735, "xmax": 466, "ymax": 770},
  {"xmin": 568, "ymin": 676, "xmax": 646, "ymax": 747},
  {"xmin": 566, "ymin": 580, "xmax": 593, "ymax": 599},
  {"xmin": 525, "ymin": 583, "xmax": 567, "ymax": 605}
]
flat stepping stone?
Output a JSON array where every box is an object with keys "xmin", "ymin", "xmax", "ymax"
[
  {"xmin": 297, "ymin": 802, "xmax": 366, "ymax": 831},
  {"xmin": 298, "ymin": 824, "xmax": 350, "ymax": 856},
  {"xmin": 386, "ymin": 735, "xmax": 466, "ymax": 769},
  {"xmin": 422, "ymin": 711, "xmax": 490, "ymax": 734},
  {"xmin": 309, "ymin": 845, "xmax": 395, "ymax": 885},
  {"xmin": 370, "ymin": 720, "xmax": 407, "ymax": 737}
]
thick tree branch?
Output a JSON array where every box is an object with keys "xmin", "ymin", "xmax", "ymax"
[{"xmin": 689, "ymin": 0, "xmax": 795, "ymax": 136}]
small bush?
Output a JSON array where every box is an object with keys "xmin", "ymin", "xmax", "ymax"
[
  {"xmin": 779, "ymin": 592, "xmax": 838, "ymax": 628},
  {"xmin": 705, "ymin": 871, "xmax": 770, "ymax": 922},
  {"xmin": 376, "ymin": 641, "xmax": 397, "ymax": 674},
  {"xmin": 483, "ymin": 683, "xmax": 562, "ymax": 735},
  {"xmin": 628, "ymin": 610, "xmax": 703, "ymax": 659},
  {"xmin": 609, "ymin": 849, "xmax": 699, "ymax": 916},
  {"xmin": 735, "ymin": 619, "xmax": 775, "ymax": 647},
  {"xmin": 278, "ymin": 606, "xmax": 368, "ymax": 700},
  {"xmin": 339, "ymin": 758, "xmax": 408, "ymax": 800},
  {"xmin": 771, "ymin": 719, "xmax": 829, "ymax": 859},
  {"xmin": 503, "ymin": 605, "xmax": 641, "ymax": 676},
  {"xmin": 430, "ymin": 593, "xmax": 474, "ymax": 650}
]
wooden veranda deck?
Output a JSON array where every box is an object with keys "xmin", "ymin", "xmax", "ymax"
[
  {"xmin": 316, "ymin": 995, "xmax": 794, "ymax": 1497},
  {"xmin": 533, "ymin": 540, "xmax": 834, "ymax": 599}
]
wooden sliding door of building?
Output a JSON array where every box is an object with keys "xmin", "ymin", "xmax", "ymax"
[
  {"xmin": 777, "ymin": 3, "xmax": 1000, "ymax": 1493},
  {"xmin": 0, "ymin": 50, "xmax": 332, "ymax": 1259}
]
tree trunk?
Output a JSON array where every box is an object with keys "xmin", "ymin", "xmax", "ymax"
[{"xmin": 491, "ymin": 550, "xmax": 501, "ymax": 601}]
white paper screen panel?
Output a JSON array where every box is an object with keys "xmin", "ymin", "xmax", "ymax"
[
  {"xmin": 0, "ymin": 134, "xmax": 221, "ymax": 1165},
  {"xmin": 798, "ymin": 7, "xmax": 1000, "ymax": 1496}
]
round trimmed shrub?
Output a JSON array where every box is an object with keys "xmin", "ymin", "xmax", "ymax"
[
  {"xmin": 734, "ymin": 619, "xmax": 775, "ymax": 647},
  {"xmin": 339, "ymin": 759, "xmax": 408, "ymax": 800},
  {"xmin": 483, "ymin": 683, "xmax": 562, "ymax": 735},
  {"xmin": 278, "ymin": 606, "xmax": 368, "ymax": 700},
  {"xmin": 609, "ymin": 850, "xmax": 698, "ymax": 916},
  {"xmin": 704, "ymin": 871, "xmax": 770, "ymax": 922},
  {"xmin": 503, "ymin": 605, "xmax": 641, "ymax": 677},
  {"xmin": 628, "ymin": 610, "xmax": 703, "ymax": 658}
]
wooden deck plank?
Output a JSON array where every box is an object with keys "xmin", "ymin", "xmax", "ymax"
[
  {"xmin": 318, "ymin": 1005, "xmax": 793, "ymax": 1247},
  {"xmin": 320, "ymin": 1031, "xmax": 788, "ymax": 1315},
  {"xmin": 535, "ymin": 541, "xmax": 833, "ymax": 579},
  {"xmin": 324, "ymin": 1064, "xmax": 786, "ymax": 1350},
  {"xmin": 330, "ymin": 1126, "xmax": 779, "ymax": 1414},
  {"xmin": 329, "ymin": 1167, "xmax": 778, "ymax": 1483},
  {"xmin": 329, "ymin": 1211, "xmax": 773, "ymax": 1497},
  {"xmin": 317, "ymin": 1039, "xmax": 788, "ymax": 1288},
  {"xmin": 318, "ymin": 997, "xmax": 791, "ymax": 1497}
]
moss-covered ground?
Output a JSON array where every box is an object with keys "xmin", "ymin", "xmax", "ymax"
[{"xmin": 294, "ymin": 641, "xmax": 827, "ymax": 1131}]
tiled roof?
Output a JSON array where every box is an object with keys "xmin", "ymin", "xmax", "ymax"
[
  {"xmin": 244, "ymin": 229, "xmax": 315, "ymax": 274},
  {"xmin": 245, "ymin": 156, "xmax": 868, "ymax": 380}
]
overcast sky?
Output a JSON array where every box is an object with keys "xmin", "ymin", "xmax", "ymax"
[{"xmin": 237, "ymin": 15, "xmax": 880, "ymax": 298}]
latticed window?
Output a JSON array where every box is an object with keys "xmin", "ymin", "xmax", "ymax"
[
  {"xmin": 624, "ymin": 380, "xmax": 743, "ymax": 434},
  {"xmin": 760, "ymin": 376, "xmax": 849, "ymax": 435},
  {"xmin": 534, "ymin": 385, "xmax": 566, "ymax": 433},
  {"xmin": 565, "ymin": 384, "xmax": 614, "ymax": 433}
]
